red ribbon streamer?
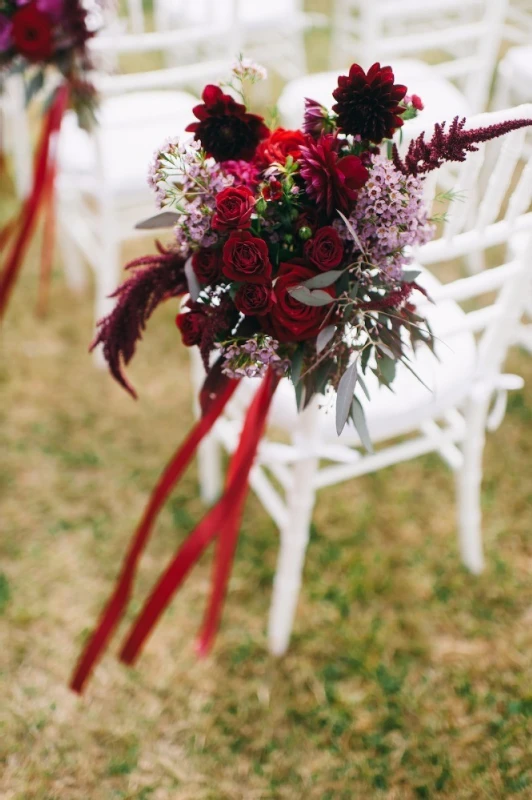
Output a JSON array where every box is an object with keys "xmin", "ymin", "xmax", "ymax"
[
  {"xmin": 119, "ymin": 369, "xmax": 278, "ymax": 665},
  {"xmin": 0, "ymin": 83, "xmax": 69, "ymax": 318},
  {"xmin": 70, "ymin": 377, "xmax": 238, "ymax": 694}
]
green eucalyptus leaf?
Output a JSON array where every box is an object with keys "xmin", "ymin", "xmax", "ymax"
[
  {"xmin": 303, "ymin": 270, "xmax": 343, "ymax": 289},
  {"xmin": 336, "ymin": 358, "xmax": 358, "ymax": 436},
  {"xmin": 290, "ymin": 346, "xmax": 304, "ymax": 386},
  {"xmin": 316, "ymin": 325, "xmax": 336, "ymax": 354},
  {"xmin": 402, "ymin": 269, "xmax": 422, "ymax": 283},
  {"xmin": 289, "ymin": 286, "xmax": 335, "ymax": 307},
  {"xmin": 351, "ymin": 396, "xmax": 374, "ymax": 453},
  {"xmin": 378, "ymin": 355, "xmax": 396, "ymax": 386}
]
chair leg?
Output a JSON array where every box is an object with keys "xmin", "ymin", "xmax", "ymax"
[
  {"xmin": 197, "ymin": 436, "xmax": 223, "ymax": 505},
  {"xmin": 92, "ymin": 233, "xmax": 120, "ymax": 368},
  {"xmin": 456, "ymin": 396, "xmax": 489, "ymax": 574},
  {"xmin": 268, "ymin": 455, "xmax": 318, "ymax": 656},
  {"xmin": 57, "ymin": 218, "xmax": 87, "ymax": 293}
]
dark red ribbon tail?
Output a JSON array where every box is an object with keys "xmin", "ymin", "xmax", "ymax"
[
  {"xmin": 118, "ymin": 370, "xmax": 278, "ymax": 666},
  {"xmin": 0, "ymin": 84, "xmax": 68, "ymax": 318},
  {"xmin": 196, "ymin": 369, "xmax": 279, "ymax": 656},
  {"xmin": 69, "ymin": 377, "xmax": 238, "ymax": 694}
]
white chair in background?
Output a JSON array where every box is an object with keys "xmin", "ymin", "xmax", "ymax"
[
  {"xmin": 0, "ymin": 74, "xmax": 33, "ymax": 200},
  {"xmin": 191, "ymin": 104, "xmax": 532, "ymax": 655},
  {"xmin": 55, "ymin": 0, "xmax": 234, "ymax": 359},
  {"xmin": 504, "ymin": 0, "xmax": 532, "ymax": 44},
  {"xmin": 278, "ymin": 0, "xmax": 507, "ymax": 143},
  {"xmin": 154, "ymin": 0, "xmax": 327, "ymax": 82}
]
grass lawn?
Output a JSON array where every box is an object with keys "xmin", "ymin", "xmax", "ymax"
[{"xmin": 2, "ymin": 8, "xmax": 532, "ymax": 797}]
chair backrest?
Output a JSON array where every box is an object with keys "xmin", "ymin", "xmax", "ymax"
[
  {"xmin": 417, "ymin": 104, "xmax": 532, "ymax": 384},
  {"xmin": 90, "ymin": 0, "xmax": 237, "ymax": 91},
  {"xmin": 504, "ymin": 0, "xmax": 532, "ymax": 45},
  {"xmin": 333, "ymin": 0, "xmax": 508, "ymax": 112}
]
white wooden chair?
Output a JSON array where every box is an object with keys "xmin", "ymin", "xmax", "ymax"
[
  {"xmin": 191, "ymin": 104, "xmax": 532, "ymax": 655},
  {"xmin": 154, "ymin": 0, "xmax": 327, "ymax": 82},
  {"xmin": 0, "ymin": 74, "xmax": 34, "ymax": 200},
  {"xmin": 55, "ymin": 0, "xmax": 234, "ymax": 360},
  {"xmin": 504, "ymin": 0, "xmax": 532, "ymax": 44},
  {"xmin": 278, "ymin": 0, "xmax": 507, "ymax": 144}
]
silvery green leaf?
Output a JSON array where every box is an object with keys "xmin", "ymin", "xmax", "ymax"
[
  {"xmin": 336, "ymin": 210, "xmax": 365, "ymax": 253},
  {"xmin": 134, "ymin": 211, "xmax": 180, "ymax": 230},
  {"xmin": 378, "ymin": 344, "xmax": 396, "ymax": 360},
  {"xmin": 303, "ymin": 270, "xmax": 343, "ymax": 289},
  {"xmin": 290, "ymin": 346, "xmax": 304, "ymax": 386},
  {"xmin": 357, "ymin": 371, "xmax": 371, "ymax": 401},
  {"xmin": 351, "ymin": 396, "xmax": 374, "ymax": 453},
  {"xmin": 402, "ymin": 269, "xmax": 421, "ymax": 283},
  {"xmin": 316, "ymin": 325, "xmax": 336, "ymax": 354},
  {"xmin": 184, "ymin": 257, "xmax": 200, "ymax": 301},
  {"xmin": 289, "ymin": 286, "xmax": 335, "ymax": 306},
  {"xmin": 336, "ymin": 359, "xmax": 358, "ymax": 436},
  {"xmin": 378, "ymin": 355, "xmax": 396, "ymax": 386}
]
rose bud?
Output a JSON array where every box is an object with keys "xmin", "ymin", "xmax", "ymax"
[
  {"xmin": 192, "ymin": 248, "xmax": 222, "ymax": 284},
  {"xmin": 222, "ymin": 230, "xmax": 272, "ymax": 284},
  {"xmin": 234, "ymin": 282, "xmax": 274, "ymax": 316},
  {"xmin": 211, "ymin": 186, "xmax": 255, "ymax": 232},
  {"xmin": 304, "ymin": 226, "xmax": 344, "ymax": 271},
  {"xmin": 175, "ymin": 310, "xmax": 205, "ymax": 346},
  {"xmin": 411, "ymin": 94, "xmax": 424, "ymax": 111}
]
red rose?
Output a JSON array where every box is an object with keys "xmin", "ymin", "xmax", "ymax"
[
  {"xmin": 304, "ymin": 226, "xmax": 344, "ymax": 271},
  {"xmin": 192, "ymin": 248, "xmax": 221, "ymax": 284},
  {"xmin": 212, "ymin": 186, "xmax": 255, "ymax": 232},
  {"xmin": 254, "ymin": 128, "xmax": 306, "ymax": 169},
  {"xmin": 411, "ymin": 94, "xmax": 424, "ymax": 111},
  {"xmin": 263, "ymin": 262, "xmax": 335, "ymax": 343},
  {"xmin": 12, "ymin": 3, "xmax": 53, "ymax": 61},
  {"xmin": 235, "ymin": 282, "xmax": 274, "ymax": 316},
  {"xmin": 222, "ymin": 231, "xmax": 272, "ymax": 284},
  {"xmin": 175, "ymin": 310, "xmax": 205, "ymax": 346}
]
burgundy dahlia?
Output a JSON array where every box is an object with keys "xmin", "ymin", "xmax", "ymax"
[
  {"xmin": 186, "ymin": 85, "xmax": 269, "ymax": 163},
  {"xmin": 299, "ymin": 134, "xmax": 369, "ymax": 217},
  {"xmin": 332, "ymin": 62, "xmax": 407, "ymax": 143}
]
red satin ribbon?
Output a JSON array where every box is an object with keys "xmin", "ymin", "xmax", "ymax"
[
  {"xmin": 70, "ymin": 376, "xmax": 238, "ymax": 694},
  {"xmin": 119, "ymin": 369, "xmax": 278, "ymax": 666},
  {"xmin": 0, "ymin": 83, "xmax": 69, "ymax": 318}
]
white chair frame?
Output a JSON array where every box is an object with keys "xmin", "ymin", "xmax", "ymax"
[
  {"xmin": 191, "ymin": 104, "xmax": 532, "ymax": 655},
  {"xmin": 331, "ymin": 0, "xmax": 508, "ymax": 113},
  {"xmin": 55, "ymin": 1, "xmax": 235, "ymax": 359}
]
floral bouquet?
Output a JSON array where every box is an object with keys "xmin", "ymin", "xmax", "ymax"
[
  {"xmin": 0, "ymin": 0, "xmax": 103, "ymax": 316},
  {"xmin": 71, "ymin": 60, "xmax": 532, "ymax": 693}
]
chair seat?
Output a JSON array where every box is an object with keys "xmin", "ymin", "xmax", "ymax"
[
  {"xmin": 226, "ymin": 269, "xmax": 477, "ymax": 448},
  {"xmin": 277, "ymin": 59, "xmax": 472, "ymax": 142},
  {"xmin": 501, "ymin": 46, "xmax": 532, "ymax": 88},
  {"xmin": 58, "ymin": 90, "xmax": 198, "ymax": 198}
]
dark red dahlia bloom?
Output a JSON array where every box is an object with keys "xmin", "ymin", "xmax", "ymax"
[
  {"xmin": 332, "ymin": 62, "xmax": 407, "ymax": 143},
  {"xmin": 12, "ymin": 3, "xmax": 53, "ymax": 61},
  {"xmin": 299, "ymin": 134, "xmax": 369, "ymax": 217},
  {"xmin": 186, "ymin": 85, "xmax": 269, "ymax": 162}
]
